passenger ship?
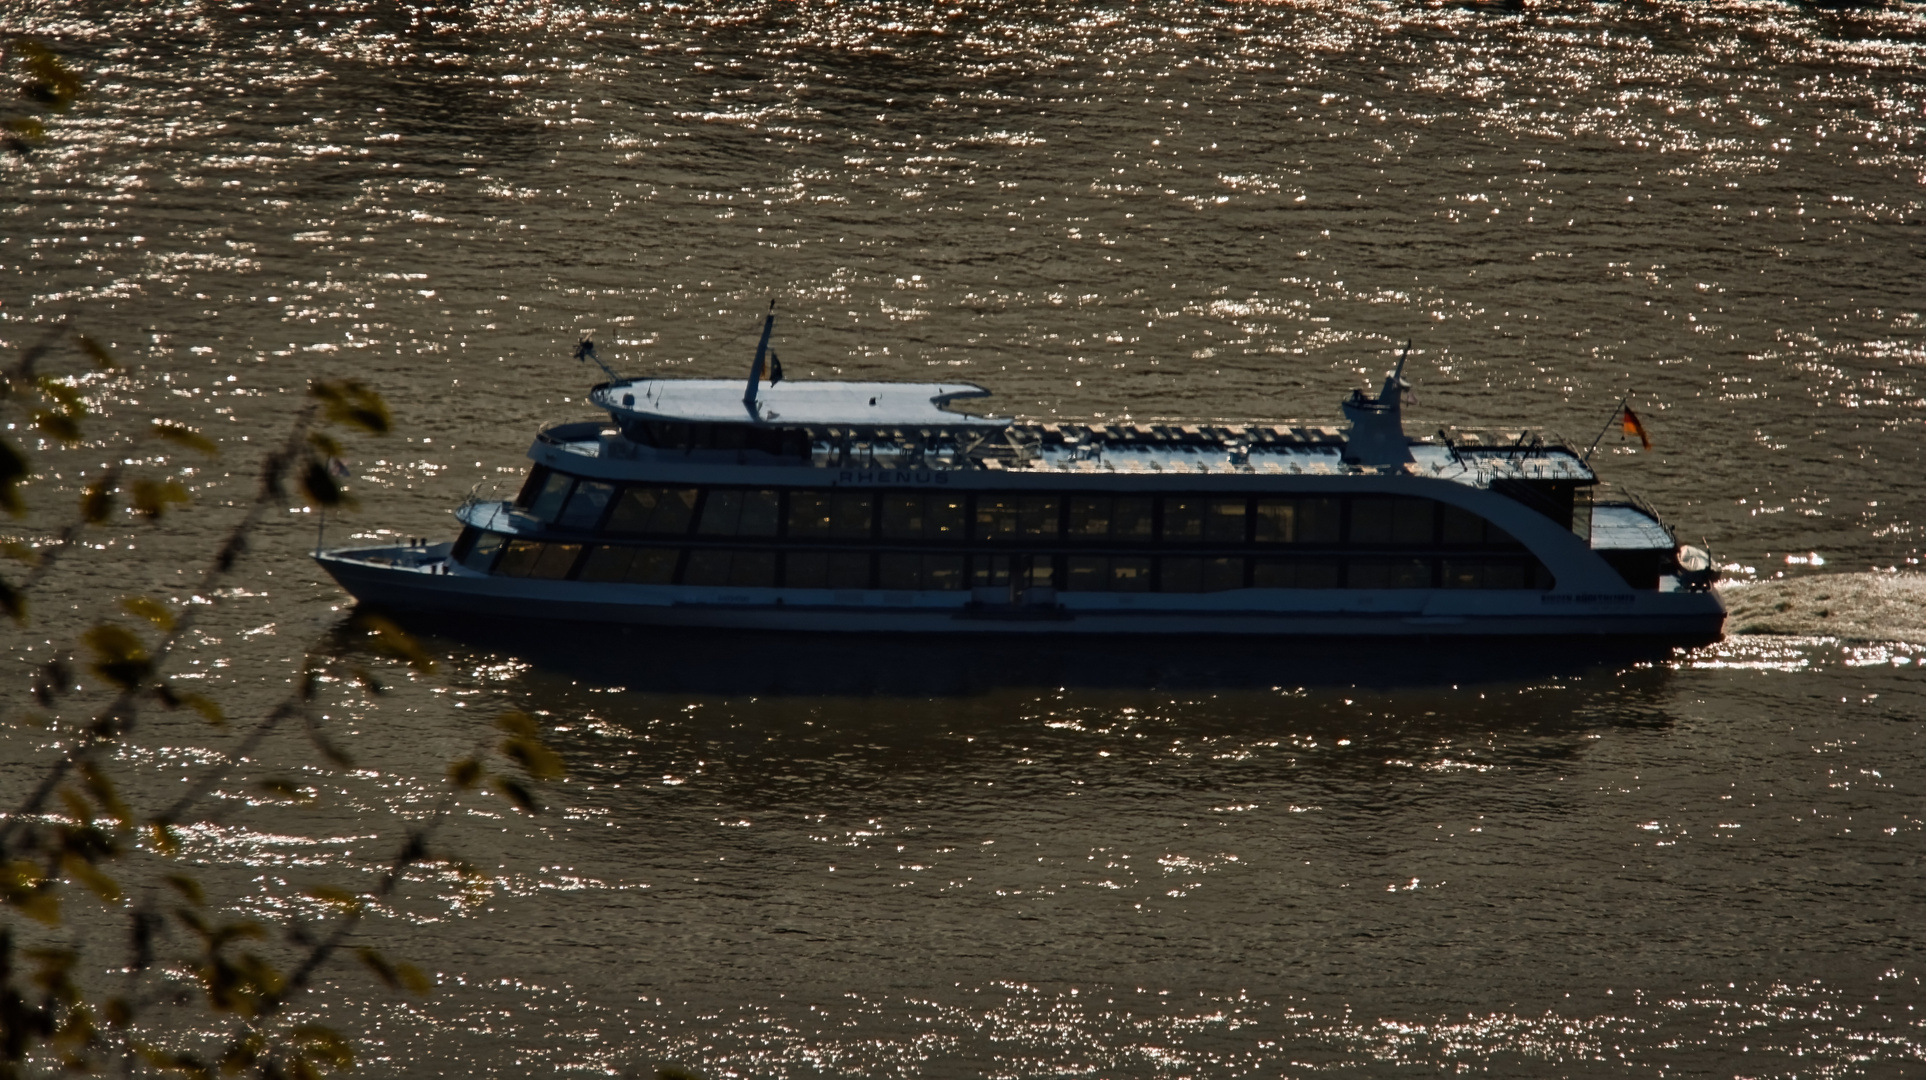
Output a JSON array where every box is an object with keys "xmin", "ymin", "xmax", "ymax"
[{"xmin": 317, "ymin": 312, "xmax": 1726, "ymax": 642}]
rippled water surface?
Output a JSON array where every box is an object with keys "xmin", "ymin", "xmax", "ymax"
[{"xmin": 5, "ymin": 1, "xmax": 1926, "ymax": 1075}]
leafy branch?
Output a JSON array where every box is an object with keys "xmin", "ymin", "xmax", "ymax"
[{"xmin": 1, "ymin": 318, "xmax": 565, "ymax": 1076}]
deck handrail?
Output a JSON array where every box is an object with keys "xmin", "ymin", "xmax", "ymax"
[
  {"xmin": 1592, "ymin": 484, "xmax": 1670, "ymax": 532},
  {"xmin": 535, "ymin": 419, "xmax": 616, "ymax": 446}
]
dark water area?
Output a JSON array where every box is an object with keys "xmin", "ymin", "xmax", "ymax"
[{"xmin": 5, "ymin": 1, "xmax": 1926, "ymax": 1075}]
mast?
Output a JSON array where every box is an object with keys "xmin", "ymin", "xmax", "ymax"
[{"xmin": 743, "ymin": 300, "xmax": 776, "ymax": 412}]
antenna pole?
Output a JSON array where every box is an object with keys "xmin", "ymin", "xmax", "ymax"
[
  {"xmin": 574, "ymin": 333, "xmax": 620, "ymax": 382},
  {"xmin": 743, "ymin": 300, "xmax": 776, "ymax": 410},
  {"xmin": 1584, "ymin": 393, "xmax": 1630, "ymax": 464}
]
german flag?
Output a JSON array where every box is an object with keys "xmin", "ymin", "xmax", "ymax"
[{"xmin": 1621, "ymin": 405, "xmax": 1652, "ymax": 450}]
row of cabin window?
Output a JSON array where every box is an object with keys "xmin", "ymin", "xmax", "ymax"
[
  {"xmin": 464, "ymin": 532, "xmax": 1548, "ymax": 591},
  {"xmin": 517, "ymin": 472, "xmax": 1520, "ymax": 548}
]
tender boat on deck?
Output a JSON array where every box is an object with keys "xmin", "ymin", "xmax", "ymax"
[{"xmin": 316, "ymin": 312, "xmax": 1725, "ymax": 642}]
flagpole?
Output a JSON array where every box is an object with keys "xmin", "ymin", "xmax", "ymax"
[{"xmin": 1583, "ymin": 394, "xmax": 1630, "ymax": 464}]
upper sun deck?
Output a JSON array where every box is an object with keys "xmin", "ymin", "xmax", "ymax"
[
  {"xmin": 589, "ymin": 377, "xmax": 1008, "ymax": 430},
  {"xmin": 535, "ymin": 410, "xmax": 1597, "ymax": 489}
]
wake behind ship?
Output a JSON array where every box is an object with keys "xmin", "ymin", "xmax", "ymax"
[{"xmin": 316, "ymin": 311, "xmax": 1725, "ymax": 643}]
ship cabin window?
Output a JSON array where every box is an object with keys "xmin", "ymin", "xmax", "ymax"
[
  {"xmin": 1348, "ymin": 556, "xmax": 1434, "ymax": 589},
  {"xmin": 1158, "ymin": 556, "xmax": 1246, "ymax": 593},
  {"xmin": 972, "ymin": 555, "xmax": 1055, "ymax": 590},
  {"xmin": 1066, "ymin": 496, "xmax": 1153, "ymax": 542},
  {"xmin": 605, "ymin": 486, "xmax": 698, "ymax": 535},
  {"xmin": 789, "ymin": 491, "xmax": 874, "ymax": 539},
  {"xmin": 1160, "ymin": 497, "xmax": 1247, "ymax": 543},
  {"xmin": 976, "ymin": 496, "xmax": 1060, "ymax": 542},
  {"xmin": 579, "ymin": 545, "xmax": 679, "ymax": 584},
  {"xmin": 696, "ymin": 489, "xmax": 780, "ymax": 537},
  {"xmin": 1064, "ymin": 555, "xmax": 1153, "ymax": 591},
  {"xmin": 1349, "ymin": 496, "xmax": 1436, "ymax": 545},
  {"xmin": 1440, "ymin": 558, "xmax": 1534, "ymax": 590},
  {"xmin": 518, "ymin": 468, "xmax": 575, "ymax": 522},
  {"xmin": 556, "ymin": 481, "xmax": 615, "ymax": 530},
  {"xmin": 880, "ymin": 492, "xmax": 968, "ymax": 541},
  {"xmin": 683, "ymin": 548, "xmax": 777, "ymax": 588},
  {"xmin": 478, "ymin": 486, "xmax": 1546, "ymax": 590},
  {"xmin": 880, "ymin": 553, "xmax": 969, "ymax": 591},
  {"xmin": 783, "ymin": 551, "xmax": 874, "ymax": 590},
  {"xmin": 495, "ymin": 539, "xmax": 581, "ymax": 579},
  {"xmin": 1254, "ymin": 498, "xmax": 1341, "ymax": 544},
  {"xmin": 453, "ymin": 528, "xmax": 504, "ymax": 572},
  {"xmin": 1252, "ymin": 558, "xmax": 1341, "ymax": 589},
  {"xmin": 1441, "ymin": 504, "xmax": 1514, "ymax": 545},
  {"xmin": 635, "ymin": 422, "xmax": 809, "ymax": 458}
]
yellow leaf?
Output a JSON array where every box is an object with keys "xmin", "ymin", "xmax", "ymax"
[
  {"xmin": 82, "ymin": 622, "xmax": 152, "ymax": 689},
  {"xmin": 147, "ymin": 822, "xmax": 180, "ymax": 856},
  {"xmin": 61, "ymin": 854, "xmax": 121, "ymax": 902},
  {"xmin": 131, "ymin": 477, "xmax": 190, "ymax": 521},
  {"xmin": 2, "ymin": 116, "xmax": 45, "ymax": 141},
  {"xmin": 356, "ymin": 946, "xmax": 401, "ymax": 989},
  {"xmin": 15, "ymin": 39, "xmax": 84, "ymax": 108},
  {"xmin": 58, "ymin": 786, "xmax": 91, "ymax": 825},
  {"xmin": 76, "ymin": 761, "xmax": 132, "ymax": 827},
  {"xmin": 76, "ymin": 333, "xmax": 118, "ymax": 369},
  {"xmin": 500, "ymin": 736, "xmax": 565, "ymax": 782},
  {"xmin": 34, "ymin": 375, "xmax": 85, "ymax": 415},
  {"xmin": 492, "ymin": 776, "xmax": 539, "ymax": 814},
  {"xmin": 310, "ymin": 379, "xmax": 391, "ymax": 435},
  {"xmin": 177, "ymin": 691, "xmax": 225, "ymax": 726},
  {"xmin": 163, "ymin": 873, "xmax": 204, "ymax": 906},
  {"xmin": 353, "ymin": 613, "xmax": 435, "ymax": 673},
  {"xmin": 299, "ymin": 457, "xmax": 354, "ymax": 510},
  {"xmin": 447, "ymin": 757, "xmax": 482, "ymax": 789},
  {"xmin": 394, "ymin": 962, "xmax": 433, "ymax": 996},
  {"xmin": 79, "ymin": 477, "xmax": 113, "ymax": 523},
  {"xmin": 121, "ymin": 594, "xmax": 175, "ymax": 630},
  {"xmin": 306, "ymin": 885, "xmax": 361, "ymax": 913},
  {"xmin": 0, "ymin": 576, "xmax": 23, "ymax": 624},
  {"xmin": 11, "ymin": 888, "xmax": 60, "ymax": 926},
  {"xmin": 494, "ymin": 710, "xmax": 538, "ymax": 738},
  {"xmin": 0, "ymin": 435, "xmax": 25, "ymax": 516},
  {"xmin": 33, "ymin": 409, "xmax": 82, "ymax": 442}
]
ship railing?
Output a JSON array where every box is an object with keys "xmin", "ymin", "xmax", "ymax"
[
  {"xmin": 1592, "ymin": 483, "xmax": 1670, "ymax": 531},
  {"xmin": 535, "ymin": 419, "xmax": 616, "ymax": 454},
  {"xmin": 455, "ymin": 480, "xmax": 529, "ymax": 531},
  {"xmin": 1438, "ymin": 428, "xmax": 1584, "ymax": 459},
  {"xmin": 960, "ymin": 427, "xmax": 1040, "ymax": 467}
]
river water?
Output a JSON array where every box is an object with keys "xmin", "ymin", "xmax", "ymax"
[{"xmin": 4, "ymin": 1, "xmax": 1925, "ymax": 1075}]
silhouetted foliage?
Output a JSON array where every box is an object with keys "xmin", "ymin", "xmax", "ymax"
[{"xmin": 1, "ymin": 41, "xmax": 569, "ymax": 1075}]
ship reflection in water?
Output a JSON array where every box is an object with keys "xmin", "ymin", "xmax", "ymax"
[{"xmin": 379, "ymin": 612, "xmax": 1686, "ymax": 696}]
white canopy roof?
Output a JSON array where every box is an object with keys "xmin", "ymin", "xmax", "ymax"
[{"xmin": 589, "ymin": 378, "xmax": 1008, "ymax": 430}]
